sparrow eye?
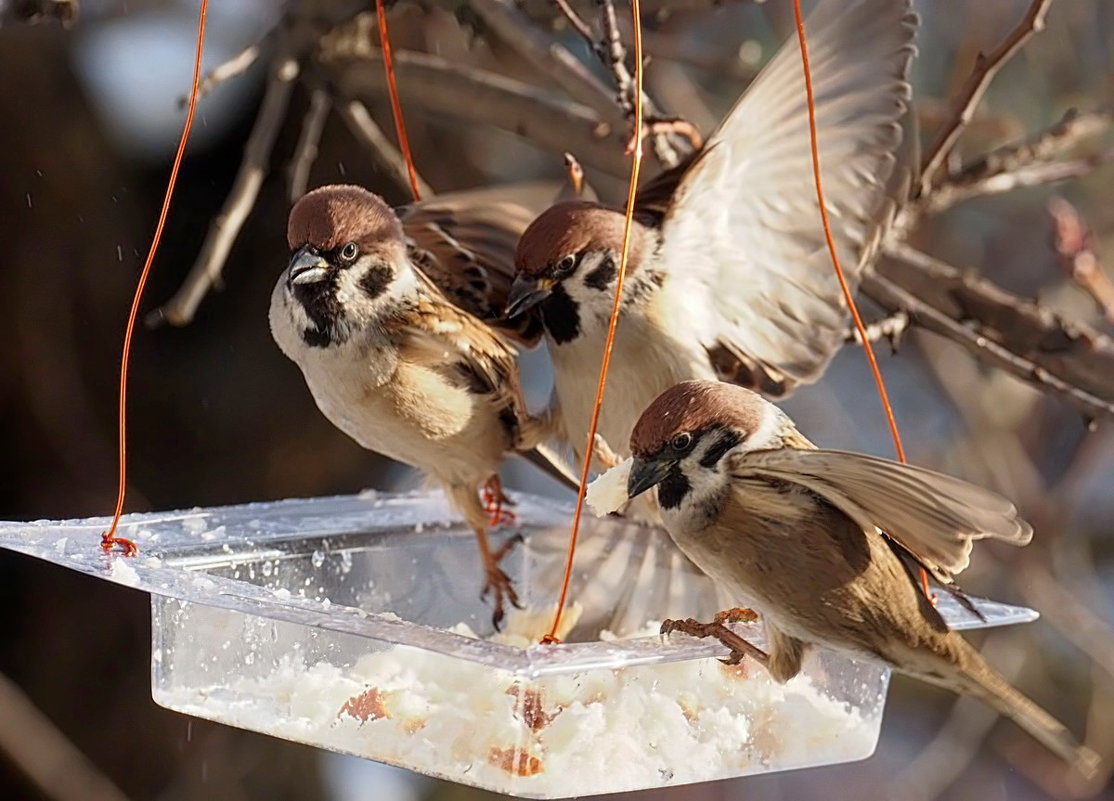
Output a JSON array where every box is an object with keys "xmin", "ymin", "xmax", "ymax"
[
  {"xmin": 554, "ymin": 254, "xmax": 578, "ymax": 275},
  {"xmin": 340, "ymin": 242, "xmax": 359, "ymax": 263},
  {"xmin": 671, "ymin": 432, "xmax": 693, "ymax": 452}
]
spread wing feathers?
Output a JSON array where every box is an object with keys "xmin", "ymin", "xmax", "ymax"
[
  {"xmin": 399, "ymin": 187, "xmax": 553, "ymax": 346},
  {"xmin": 729, "ymin": 448, "xmax": 1033, "ymax": 581},
  {"xmin": 396, "ymin": 272, "xmax": 528, "ymax": 430},
  {"xmin": 659, "ymin": 0, "xmax": 917, "ymax": 397}
]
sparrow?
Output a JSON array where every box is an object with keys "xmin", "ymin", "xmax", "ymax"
[
  {"xmin": 604, "ymin": 379, "xmax": 1098, "ymax": 776},
  {"xmin": 507, "ymin": 0, "xmax": 918, "ymax": 470},
  {"xmin": 269, "ymin": 184, "xmax": 576, "ymax": 627}
]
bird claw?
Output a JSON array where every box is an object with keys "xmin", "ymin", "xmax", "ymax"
[
  {"xmin": 660, "ymin": 612, "xmax": 768, "ymax": 667},
  {"xmin": 481, "ymin": 563, "xmax": 522, "ymax": 631},
  {"xmin": 591, "ymin": 433, "xmax": 621, "ymax": 470}
]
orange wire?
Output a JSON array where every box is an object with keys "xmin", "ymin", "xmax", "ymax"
[
  {"xmin": 790, "ymin": 0, "xmax": 906, "ymax": 465},
  {"xmin": 791, "ymin": 1, "xmax": 930, "ymax": 598},
  {"xmin": 375, "ymin": 0, "xmax": 422, "ymax": 202},
  {"xmin": 101, "ymin": 0, "xmax": 209, "ymax": 556},
  {"xmin": 542, "ymin": 0, "xmax": 645, "ymax": 645}
]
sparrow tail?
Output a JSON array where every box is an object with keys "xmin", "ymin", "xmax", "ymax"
[
  {"xmin": 518, "ymin": 445, "xmax": 581, "ymax": 492},
  {"xmin": 957, "ymin": 657, "xmax": 1100, "ymax": 780}
]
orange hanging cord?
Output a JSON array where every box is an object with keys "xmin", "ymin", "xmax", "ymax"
[
  {"xmin": 542, "ymin": 0, "xmax": 645, "ymax": 644},
  {"xmin": 375, "ymin": 0, "xmax": 422, "ymax": 202},
  {"xmin": 790, "ymin": 0, "xmax": 930, "ymax": 598},
  {"xmin": 101, "ymin": 0, "xmax": 209, "ymax": 556}
]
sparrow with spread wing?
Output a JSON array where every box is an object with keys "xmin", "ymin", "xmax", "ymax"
[
  {"xmin": 600, "ymin": 380, "xmax": 1099, "ymax": 777},
  {"xmin": 269, "ymin": 184, "xmax": 575, "ymax": 626},
  {"xmin": 507, "ymin": 0, "xmax": 917, "ymax": 469}
]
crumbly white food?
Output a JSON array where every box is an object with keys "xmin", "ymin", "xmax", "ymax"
[
  {"xmin": 158, "ymin": 606, "xmax": 878, "ymax": 797},
  {"xmin": 585, "ymin": 457, "xmax": 633, "ymax": 517}
]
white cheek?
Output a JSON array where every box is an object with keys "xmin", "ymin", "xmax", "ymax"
[{"xmin": 747, "ymin": 402, "xmax": 785, "ymax": 451}]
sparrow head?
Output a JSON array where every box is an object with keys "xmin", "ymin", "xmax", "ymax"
[
  {"xmin": 279, "ymin": 185, "xmax": 411, "ymax": 348},
  {"xmin": 627, "ymin": 380, "xmax": 794, "ymax": 509},
  {"xmin": 507, "ymin": 202, "xmax": 654, "ymax": 343}
]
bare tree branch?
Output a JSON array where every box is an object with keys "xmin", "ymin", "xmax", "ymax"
[
  {"xmin": 913, "ymin": 108, "xmax": 1114, "ymax": 218},
  {"xmin": 471, "ymin": 0, "xmax": 623, "ymax": 128},
  {"xmin": 918, "ymin": 0, "xmax": 1053, "ymax": 195},
  {"xmin": 178, "ymin": 33, "xmax": 274, "ymax": 109},
  {"xmin": 150, "ymin": 56, "xmax": 299, "ymax": 328},
  {"xmin": 0, "ymin": 672, "xmax": 131, "ymax": 801},
  {"xmin": 337, "ymin": 99, "xmax": 434, "ymax": 199},
  {"xmin": 865, "ymin": 245, "xmax": 1114, "ymax": 422},
  {"xmin": 287, "ymin": 87, "xmax": 331, "ymax": 202},
  {"xmin": 319, "ymin": 46, "xmax": 628, "ymax": 176}
]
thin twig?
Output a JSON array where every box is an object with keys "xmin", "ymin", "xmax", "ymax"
[
  {"xmin": 321, "ymin": 45, "xmax": 628, "ymax": 176},
  {"xmin": 1048, "ymin": 195, "xmax": 1114, "ymax": 323},
  {"xmin": 471, "ymin": 0, "xmax": 623, "ymax": 126},
  {"xmin": 918, "ymin": 0, "xmax": 1053, "ymax": 195},
  {"xmin": 864, "ymin": 262, "xmax": 1114, "ymax": 422},
  {"xmin": 0, "ymin": 672, "xmax": 132, "ymax": 801},
  {"xmin": 287, "ymin": 87, "xmax": 331, "ymax": 202},
  {"xmin": 553, "ymin": 0, "xmax": 595, "ymax": 42},
  {"xmin": 177, "ymin": 34, "xmax": 272, "ymax": 108},
  {"xmin": 915, "ymin": 107, "xmax": 1114, "ymax": 217},
  {"xmin": 150, "ymin": 56, "xmax": 298, "ymax": 328},
  {"xmin": 337, "ymin": 99, "xmax": 434, "ymax": 198}
]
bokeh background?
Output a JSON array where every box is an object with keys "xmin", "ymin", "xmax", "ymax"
[{"xmin": 1, "ymin": 0, "xmax": 1113, "ymax": 799}]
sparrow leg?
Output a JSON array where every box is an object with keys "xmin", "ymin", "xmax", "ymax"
[
  {"xmin": 451, "ymin": 484, "xmax": 523, "ymax": 630},
  {"xmin": 481, "ymin": 475, "xmax": 516, "ymax": 526},
  {"xmin": 661, "ymin": 616, "xmax": 768, "ymax": 667}
]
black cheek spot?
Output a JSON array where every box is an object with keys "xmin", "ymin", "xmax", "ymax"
[
  {"xmin": 301, "ymin": 327, "xmax": 332, "ymax": 348},
  {"xmin": 540, "ymin": 284, "xmax": 580, "ymax": 345},
  {"xmin": 359, "ymin": 265, "xmax": 392, "ymax": 299},
  {"xmin": 583, "ymin": 258, "xmax": 617, "ymax": 291},
  {"xmin": 699, "ymin": 429, "xmax": 742, "ymax": 468},
  {"xmin": 656, "ymin": 465, "xmax": 691, "ymax": 510}
]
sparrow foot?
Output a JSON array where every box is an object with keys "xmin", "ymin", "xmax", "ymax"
[
  {"xmin": 481, "ymin": 559, "xmax": 523, "ymax": 631},
  {"xmin": 626, "ymin": 117, "xmax": 704, "ymax": 155},
  {"xmin": 482, "ymin": 475, "xmax": 516, "ymax": 527},
  {"xmin": 660, "ymin": 615, "xmax": 768, "ymax": 667},
  {"xmin": 100, "ymin": 531, "xmax": 138, "ymax": 557}
]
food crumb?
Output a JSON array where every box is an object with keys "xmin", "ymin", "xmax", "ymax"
[
  {"xmin": 339, "ymin": 687, "xmax": 391, "ymax": 722},
  {"xmin": 488, "ymin": 746, "xmax": 544, "ymax": 776}
]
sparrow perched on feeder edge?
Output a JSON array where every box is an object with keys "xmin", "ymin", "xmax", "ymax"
[
  {"xmin": 508, "ymin": 0, "xmax": 918, "ymax": 472},
  {"xmin": 269, "ymin": 184, "xmax": 576, "ymax": 627},
  {"xmin": 590, "ymin": 379, "xmax": 1100, "ymax": 778}
]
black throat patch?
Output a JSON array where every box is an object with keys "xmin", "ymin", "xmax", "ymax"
[
  {"xmin": 540, "ymin": 284, "xmax": 580, "ymax": 345},
  {"xmin": 293, "ymin": 276, "xmax": 345, "ymax": 348},
  {"xmin": 656, "ymin": 464, "xmax": 691, "ymax": 510}
]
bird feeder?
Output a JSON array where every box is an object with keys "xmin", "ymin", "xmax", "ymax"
[{"xmin": 0, "ymin": 491, "xmax": 1037, "ymax": 798}]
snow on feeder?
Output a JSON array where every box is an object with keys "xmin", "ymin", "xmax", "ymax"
[{"xmin": 0, "ymin": 491, "xmax": 1037, "ymax": 798}]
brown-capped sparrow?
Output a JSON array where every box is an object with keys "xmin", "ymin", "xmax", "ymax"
[
  {"xmin": 269, "ymin": 184, "xmax": 576, "ymax": 627},
  {"xmin": 587, "ymin": 379, "xmax": 1098, "ymax": 777},
  {"xmin": 508, "ymin": 0, "xmax": 917, "ymax": 471}
]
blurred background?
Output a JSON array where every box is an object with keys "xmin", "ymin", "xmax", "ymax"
[{"xmin": 1, "ymin": 0, "xmax": 1113, "ymax": 799}]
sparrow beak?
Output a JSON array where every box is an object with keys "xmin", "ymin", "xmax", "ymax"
[
  {"xmin": 627, "ymin": 455, "xmax": 674, "ymax": 499},
  {"xmin": 288, "ymin": 245, "xmax": 329, "ymax": 286},
  {"xmin": 505, "ymin": 276, "xmax": 554, "ymax": 318}
]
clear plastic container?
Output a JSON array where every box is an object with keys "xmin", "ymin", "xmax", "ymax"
[{"xmin": 0, "ymin": 492, "xmax": 1038, "ymax": 798}]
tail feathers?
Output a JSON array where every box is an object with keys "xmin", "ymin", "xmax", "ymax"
[
  {"xmin": 517, "ymin": 444, "xmax": 581, "ymax": 492},
  {"xmin": 960, "ymin": 659, "xmax": 1101, "ymax": 781}
]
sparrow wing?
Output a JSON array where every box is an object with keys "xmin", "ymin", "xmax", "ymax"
[
  {"xmin": 657, "ymin": 0, "xmax": 917, "ymax": 396},
  {"xmin": 729, "ymin": 448, "xmax": 1033, "ymax": 582},
  {"xmin": 398, "ymin": 273, "xmax": 529, "ymax": 427},
  {"xmin": 400, "ymin": 186, "xmax": 554, "ymax": 346}
]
